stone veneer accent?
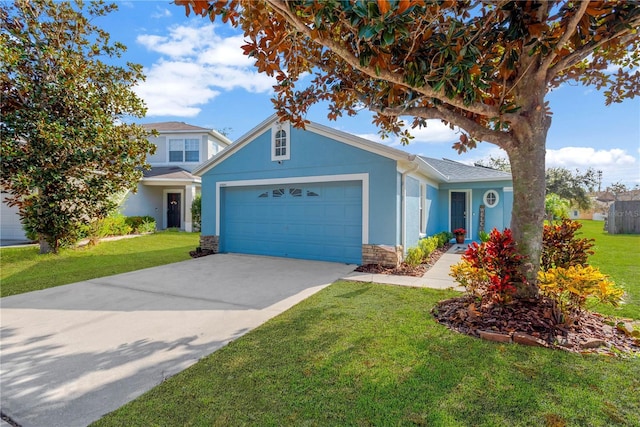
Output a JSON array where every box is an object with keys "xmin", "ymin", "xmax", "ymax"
[
  {"xmin": 362, "ymin": 244, "xmax": 403, "ymax": 268},
  {"xmin": 200, "ymin": 235, "xmax": 219, "ymax": 253}
]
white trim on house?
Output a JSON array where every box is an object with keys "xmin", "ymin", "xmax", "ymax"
[
  {"xmin": 271, "ymin": 121, "xmax": 291, "ymax": 162},
  {"xmin": 449, "ymin": 189, "xmax": 472, "ymax": 239},
  {"xmin": 142, "ymin": 178, "xmax": 201, "ymax": 186},
  {"xmin": 483, "ymin": 189, "xmax": 500, "ymax": 208},
  {"xmin": 215, "ymin": 173, "xmax": 370, "ymax": 244},
  {"xmin": 163, "ymin": 189, "xmax": 184, "ymax": 230},
  {"xmin": 193, "ymin": 115, "xmax": 421, "ymax": 177}
]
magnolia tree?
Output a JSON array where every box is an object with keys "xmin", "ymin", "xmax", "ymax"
[
  {"xmin": 1, "ymin": 0, "xmax": 155, "ymax": 253},
  {"xmin": 177, "ymin": 0, "xmax": 639, "ymax": 296}
]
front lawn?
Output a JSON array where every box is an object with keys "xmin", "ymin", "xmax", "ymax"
[
  {"xmin": 0, "ymin": 231, "xmax": 199, "ymax": 297},
  {"xmin": 94, "ymin": 220, "xmax": 639, "ymax": 426},
  {"xmin": 578, "ymin": 220, "xmax": 640, "ymax": 319},
  {"xmin": 93, "ymin": 281, "xmax": 640, "ymax": 427}
]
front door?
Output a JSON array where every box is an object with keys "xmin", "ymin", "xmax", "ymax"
[
  {"xmin": 451, "ymin": 191, "xmax": 466, "ymax": 235},
  {"xmin": 167, "ymin": 193, "xmax": 181, "ymax": 229}
]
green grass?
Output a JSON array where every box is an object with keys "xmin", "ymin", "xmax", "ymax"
[
  {"xmin": 0, "ymin": 231, "xmax": 199, "ymax": 297},
  {"xmin": 93, "ymin": 220, "xmax": 639, "ymax": 427},
  {"xmin": 577, "ymin": 220, "xmax": 640, "ymax": 319},
  {"xmin": 93, "ymin": 281, "xmax": 640, "ymax": 427}
]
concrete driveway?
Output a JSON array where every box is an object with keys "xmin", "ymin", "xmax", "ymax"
[{"xmin": 0, "ymin": 254, "xmax": 355, "ymax": 427}]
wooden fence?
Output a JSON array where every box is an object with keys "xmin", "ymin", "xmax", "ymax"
[{"xmin": 607, "ymin": 201, "xmax": 640, "ymax": 234}]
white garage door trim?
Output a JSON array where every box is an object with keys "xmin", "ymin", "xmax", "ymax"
[{"xmin": 216, "ymin": 173, "xmax": 369, "ymax": 244}]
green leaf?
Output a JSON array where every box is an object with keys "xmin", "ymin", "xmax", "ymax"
[{"xmin": 358, "ymin": 25, "xmax": 376, "ymax": 41}]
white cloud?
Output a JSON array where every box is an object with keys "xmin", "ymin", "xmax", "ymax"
[
  {"xmin": 546, "ymin": 146, "xmax": 639, "ymax": 186},
  {"xmin": 356, "ymin": 119, "xmax": 460, "ymax": 147},
  {"xmin": 546, "ymin": 147, "xmax": 635, "ymax": 167},
  {"xmin": 151, "ymin": 7, "xmax": 172, "ymax": 19},
  {"xmin": 135, "ymin": 23, "xmax": 276, "ymax": 117},
  {"xmin": 136, "ymin": 60, "xmax": 220, "ymax": 116}
]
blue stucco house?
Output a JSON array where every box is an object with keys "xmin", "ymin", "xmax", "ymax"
[{"xmin": 193, "ymin": 115, "xmax": 513, "ymax": 266}]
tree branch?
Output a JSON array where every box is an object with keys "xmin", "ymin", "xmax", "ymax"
[
  {"xmin": 265, "ymin": 0, "xmax": 501, "ymax": 119},
  {"xmin": 371, "ymin": 104, "xmax": 514, "ymax": 150},
  {"xmin": 540, "ymin": 0, "xmax": 589, "ymax": 73},
  {"xmin": 548, "ymin": 21, "xmax": 640, "ymax": 78}
]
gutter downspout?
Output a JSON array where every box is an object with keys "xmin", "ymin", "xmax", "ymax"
[{"xmin": 401, "ymin": 156, "xmax": 419, "ymax": 256}]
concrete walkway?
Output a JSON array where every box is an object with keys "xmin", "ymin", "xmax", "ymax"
[
  {"xmin": 343, "ymin": 244, "xmax": 467, "ymax": 291},
  {"xmin": 0, "ymin": 254, "xmax": 355, "ymax": 427}
]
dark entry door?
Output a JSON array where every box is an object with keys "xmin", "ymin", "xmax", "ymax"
[
  {"xmin": 451, "ymin": 191, "xmax": 466, "ymax": 234},
  {"xmin": 167, "ymin": 193, "xmax": 181, "ymax": 228}
]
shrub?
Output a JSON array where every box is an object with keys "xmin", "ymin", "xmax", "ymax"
[
  {"xmin": 434, "ymin": 231, "xmax": 453, "ymax": 247},
  {"xmin": 192, "ymin": 194, "xmax": 202, "ymax": 232},
  {"xmin": 478, "ymin": 230, "xmax": 490, "ymax": 242},
  {"xmin": 89, "ymin": 214, "xmax": 132, "ymax": 243},
  {"xmin": 541, "ymin": 219, "xmax": 595, "ymax": 270},
  {"xmin": 538, "ymin": 265, "xmax": 624, "ymax": 322},
  {"xmin": 418, "ymin": 236, "xmax": 438, "ymax": 259},
  {"xmin": 449, "ymin": 260, "xmax": 489, "ymax": 296},
  {"xmin": 125, "ymin": 216, "xmax": 156, "ymax": 234},
  {"xmin": 404, "ymin": 246, "xmax": 424, "ymax": 267},
  {"xmin": 461, "ymin": 228, "xmax": 525, "ymax": 303}
]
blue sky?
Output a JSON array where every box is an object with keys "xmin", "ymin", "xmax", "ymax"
[{"xmin": 103, "ymin": 1, "xmax": 639, "ymax": 188}]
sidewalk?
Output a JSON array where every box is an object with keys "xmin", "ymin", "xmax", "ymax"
[{"xmin": 343, "ymin": 244, "xmax": 467, "ymax": 291}]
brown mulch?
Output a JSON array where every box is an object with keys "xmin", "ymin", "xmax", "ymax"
[
  {"xmin": 355, "ymin": 243, "xmax": 453, "ymax": 277},
  {"xmin": 432, "ymin": 294, "xmax": 640, "ymax": 356}
]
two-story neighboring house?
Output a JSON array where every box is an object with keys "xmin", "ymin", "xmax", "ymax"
[
  {"xmin": 0, "ymin": 122, "xmax": 231, "ymax": 244},
  {"xmin": 121, "ymin": 122, "xmax": 232, "ymax": 232}
]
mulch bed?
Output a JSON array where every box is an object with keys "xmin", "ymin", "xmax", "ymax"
[
  {"xmin": 355, "ymin": 243, "xmax": 453, "ymax": 277},
  {"xmin": 432, "ymin": 294, "xmax": 640, "ymax": 356},
  {"xmin": 355, "ymin": 243, "xmax": 638, "ymax": 356}
]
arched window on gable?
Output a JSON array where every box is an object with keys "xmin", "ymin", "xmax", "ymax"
[{"xmin": 271, "ymin": 122, "xmax": 291, "ymax": 161}]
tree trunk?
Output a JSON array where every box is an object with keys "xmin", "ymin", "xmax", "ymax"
[
  {"xmin": 506, "ymin": 100, "xmax": 550, "ymax": 298},
  {"xmin": 38, "ymin": 236, "xmax": 51, "ymax": 254}
]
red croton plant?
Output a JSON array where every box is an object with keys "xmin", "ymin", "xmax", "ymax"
[{"xmin": 175, "ymin": 0, "xmax": 640, "ymax": 298}]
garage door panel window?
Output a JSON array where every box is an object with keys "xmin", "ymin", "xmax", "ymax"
[{"xmin": 258, "ymin": 187, "xmax": 322, "ymax": 199}]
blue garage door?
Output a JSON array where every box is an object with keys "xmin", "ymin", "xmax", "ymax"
[{"xmin": 221, "ymin": 181, "xmax": 362, "ymax": 264}]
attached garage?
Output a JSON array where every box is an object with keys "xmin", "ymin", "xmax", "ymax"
[
  {"xmin": 193, "ymin": 115, "xmax": 513, "ymax": 267},
  {"xmin": 220, "ymin": 180, "xmax": 363, "ymax": 264}
]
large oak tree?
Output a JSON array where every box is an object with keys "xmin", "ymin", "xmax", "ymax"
[
  {"xmin": 177, "ymin": 0, "xmax": 639, "ymax": 295},
  {"xmin": 1, "ymin": 0, "xmax": 155, "ymax": 253}
]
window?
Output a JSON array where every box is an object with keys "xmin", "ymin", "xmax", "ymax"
[
  {"xmin": 483, "ymin": 190, "xmax": 499, "ymax": 208},
  {"xmin": 169, "ymin": 138, "xmax": 200, "ymax": 162},
  {"xmin": 275, "ymin": 130, "xmax": 287, "ymax": 157},
  {"xmin": 271, "ymin": 122, "xmax": 291, "ymax": 161}
]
